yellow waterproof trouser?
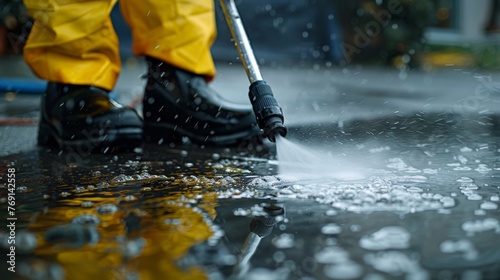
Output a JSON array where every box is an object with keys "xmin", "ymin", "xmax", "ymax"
[{"xmin": 23, "ymin": 0, "xmax": 217, "ymax": 91}]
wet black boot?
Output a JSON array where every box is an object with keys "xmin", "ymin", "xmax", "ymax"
[
  {"xmin": 143, "ymin": 57, "xmax": 261, "ymax": 146},
  {"xmin": 38, "ymin": 82, "xmax": 143, "ymax": 153}
]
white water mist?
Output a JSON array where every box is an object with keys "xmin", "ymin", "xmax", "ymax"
[{"xmin": 275, "ymin": 136, "xmax": 366, "ymax": 181}]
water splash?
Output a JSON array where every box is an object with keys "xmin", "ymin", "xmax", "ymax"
[
  {"xmin": 275, "ymin": 136, "xmax": 366, "ymax": 180},
  {"xmin": 248, "ymin": 175, "xmax": 454, "ymax": 214}
]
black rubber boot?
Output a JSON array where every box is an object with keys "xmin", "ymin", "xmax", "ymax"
[
  {"xmin": 143, "ymin": 57, "xmax": 261, "ymax": 146},
  {"xmin": 38, "ymin": 82, "xmax": 143, "ymax": 153}
]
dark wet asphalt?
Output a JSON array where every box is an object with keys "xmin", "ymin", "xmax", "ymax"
[{"xmin": 1, "ymin": 57, "xmax": 500, "ymax": 279}]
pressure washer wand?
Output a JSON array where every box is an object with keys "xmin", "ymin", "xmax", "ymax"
[{"xmin": 219, "ymin": 0, "xmax": 287, "ymax": 142}]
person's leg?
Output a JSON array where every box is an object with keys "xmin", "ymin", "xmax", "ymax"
[
  {"xmin": 23, "ymin": 0, "xmax": 142, "ymax": 152},
  {"xmin": 120, "ymin": 0, "xmax": 260, "ymax": 146},
  {"xmin": 23, "ymin": 0, "xmax": 121, "ymax": 90},
  {"xmin": 119, "ymin": 0, "xmax": 216, "ymax": 80}
]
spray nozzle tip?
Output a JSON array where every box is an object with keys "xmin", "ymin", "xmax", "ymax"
[{"xmin": 265, "ymin": 121, "xmax": 287, "ymax": 142}]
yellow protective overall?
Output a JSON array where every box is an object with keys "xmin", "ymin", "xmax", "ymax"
[{"xmin": 23, "ymin": 0, "xmax": 217, "ymax": 91}]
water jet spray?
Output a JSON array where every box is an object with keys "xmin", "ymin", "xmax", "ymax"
[{"xmin": 219, "ymin": 0, "xmax": 287, "ymax": 142}]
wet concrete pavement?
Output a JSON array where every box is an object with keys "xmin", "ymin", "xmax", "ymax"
[
  {"xmin": 1, "ymin": 56, "xmax": 500, "ymax": 279},
  {"xmin": 2, "ymin": 56, "xmax": 499, "ymax": 155}
]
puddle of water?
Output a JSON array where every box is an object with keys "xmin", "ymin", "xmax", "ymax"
[
  {"xmin": 247, "ymin": 172, "xmax": 456, "ymax": 214},
  {"xmin": 1, "ymin": 114, "xmax": 500, "ymax": 279},
  {"xmin": 0, "ymin": 150, "xmax": 259, "ymax": 280}
]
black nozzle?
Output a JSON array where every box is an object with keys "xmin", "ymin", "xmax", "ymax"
[{"xmin": 249, "ymin": 81, "xmax": 287, "ymax": 142}]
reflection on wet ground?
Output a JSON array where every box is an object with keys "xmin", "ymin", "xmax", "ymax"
[{"xmin": 1, "ymin": 113, "xmax": 500, "ymax": 279}]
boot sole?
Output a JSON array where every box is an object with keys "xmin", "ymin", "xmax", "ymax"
[
  {"xmin": 143, "ymin": 122, "xmax": 261, "ymax": 146},
  {"xmin": 38, "ymin": 121, "xmax": 143, "ymax": 153}
]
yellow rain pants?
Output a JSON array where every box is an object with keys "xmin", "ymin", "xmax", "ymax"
[{"xmin": 23, "ymin": 0, "xmax": 217, "ymax": 91}]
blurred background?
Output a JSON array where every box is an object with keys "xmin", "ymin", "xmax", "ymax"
[{"xmin": 0, "ymin": 0, "xmax": 499, "ymax": 70}]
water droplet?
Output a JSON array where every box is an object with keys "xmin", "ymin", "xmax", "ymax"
[
  {"xmin": 402, "ymin": 54, "xmax": 411, "ymax": 64},
  {"xmin": 326, "ymin": 209, "xmax": 338, "ymax": 216},
  {"xmin": 95, "ymin": 203, "xmax": 118, "ymax": 215},
  {"xmin": 364, "ymin": 251, "xmax": 427, "ymax": 278},
  {"xmin": 81, "ymin": 201, "xmax": 94, "ymax": 208},
  {"xmin": 17, "ymin": 186, "xmax": 29, "ymax": 193},
  {"xmin": 440, "ymin": 197, "xmax": 455, "ymax": 208},
  {"xmin": 273, "ymin": 251, "xmax": 286, "ymax": 262},
  {"xmin": 467, "ymin": 194, "xmax": 483, "ymax": 201},
  {"xmin": 457, "ymin": 177, "xmax": 473, "ymax": 183},
  {"xmin": 164, "ymin": 219, "xmax": 181, "ymax": 225},
  {"xmin": 350, "ymin": 225, "xmax": 361, "ymax": 232},
  {"xmin": 233, "ymin": 208, "xmax": 249, "ymax": 216},
  {"xmin": 440, "ymin": 239, "xmax": 474, "ymax": 252},
  {"xmin": 460, "ymin": 147, "xmax": 473, "ymax": 152},
  {"xmin": 314, "ymin": 246, "xmax": 350, "ymax": 264},
  {"xmin": 123, "ymin": 195, "xmax": 137, "ymax": 201},
  {"xmin": 323, "ymin": 261, "xmax": 363, "ymax": 279},
  {"xmin": 272, "ymin": 233, "xmax": 294, "ymax": 248},
  {"xmin": 72, "ymin": 214, "xmax": 100, "ymax": 225},
  {"xmin": 14, "ymin": 231, "xmax": 37, "ymax": 253},
  {"xmin": 474, "ymin": 209, "xmax": 486, "ymax": 216},
  {"xmin": 60, "ymin": 192, "xmax": 70, "ymax": 198},
  {"xmin": 18, "ymin": 259, "xmax": 64, "ymax": 280},
  {"xmin": 359, "ymin": 226, "xmax": 410, "ymax": 250},
  {"xmin": 475, "ymin": 164, "xmax": 491, "ymax": 173},
  {"xmin": 462, "ymin": 218, "xmax": 499, "ymax": 233},
  {"xmin": 480, "ymin": 201, "xmax": 498, "ymax": 210},
  {"xmin": 407, "ymin": 186, "xmax": 423, "ymax": 193},
  {"xmin": 440, "ymin": 239, "xmax": 478, "ymax": 261},
  {"xmin": 75, "ymin": 186, "xmax": 86, "ymax": 193},
  {"xmin": 122, "ymin": 238, "xmax": 145, "ymax": 259},
  {"xmin": 321, "ymin": 223, "xmax": 342, "ymax": 235},
  {"xmin": 65, "ymin": 99, "xmax": 75, "ymax": 110},
  {"xmin": 212, "ymin": 153, "xmax": 221, "ymax": 160},
  {"xmin": 221, "ymin": 176, "xmax": 235, "ymax": 184}
]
